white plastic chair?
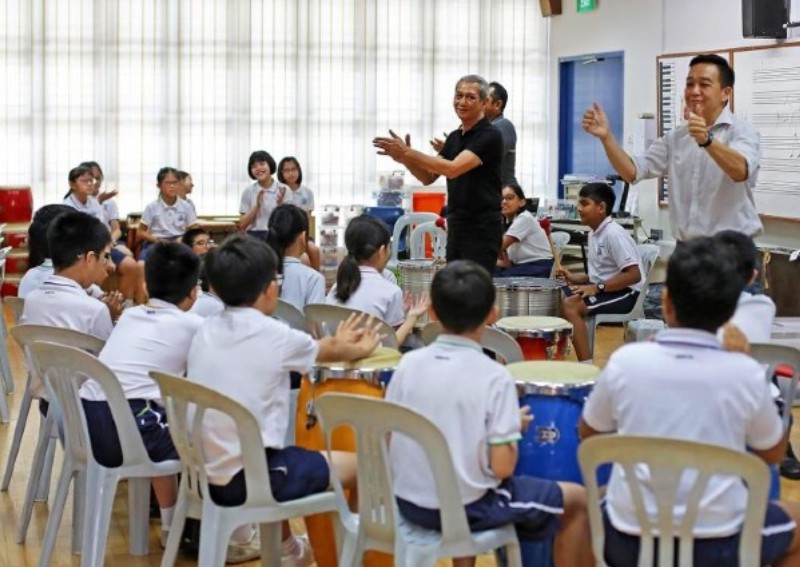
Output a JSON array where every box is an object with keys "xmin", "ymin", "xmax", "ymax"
[
  {"xmin": 304, "ymin": 303, "xmax": 399, "ymax": 349},
  {"xmin": 149, "ymin": 371, "xmax": 340, "ymax": 567},
  {"xmin": 3, "ymin": 325, "xmax": 105, "ymax": 545},
  {"xmin": 32, "ymin": 341, "xmax": 182, "ymax": 566},
  {"xmin": 749, "ymin": 343, "xmax": 800, "ymax": 431},
  {"xmin": 314, "ymin": 393, "xmax": 523, "ymax": 567},
  {"xmin": 274, "ymin": 299, "xmax": 311, "ymax": 334},
  {"xmin": 578, "ymin": 435, "xmax": 770, "ymax": 567},
  {"xmin": 409, "ymin": 222, "xmax": 447, "ymax": 260},
  {"xmin": 388, "ymin": 212, "xmax": 438, "ymax": 268},
  {"xmin": 420, "ymin": 321, "xmax": 524, "ymax": 364},
  {"xmin": 586, "ymin": 244, "xmax": 660, "ymax": 358}
]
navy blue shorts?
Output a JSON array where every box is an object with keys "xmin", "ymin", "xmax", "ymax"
[
  {"xmin": 494, "ymin": 259, "xmax": 554, "ymax": 278},
  {"xmin": 109, "ymin": 247, "xmax": 127, "ymax": 267},
  {"xmin": 245, "ymin": 230, "xmax": 269, "ymax": 242},
  {"xmin": 208, "ymin": 446, "xmax": 330, "ymax": 507},
  {"xmin": 82, "ymin": 399, "xmax": 178, "ymax": 468},
  {"xmin": 584, "ymin": 289, "xmax": 639, "ymax": 315},
  {"xmin": 397, "ymin": 476, "xmax": 564, "ymax": 541},
  {"xmin": 602, "ymin": 501, "xmax": 795, "ymax": 567}
]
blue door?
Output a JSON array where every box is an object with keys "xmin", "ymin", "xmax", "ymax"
[{"xmin": 558, "ymin": 53, "xmax": 624, "ymax": 197}]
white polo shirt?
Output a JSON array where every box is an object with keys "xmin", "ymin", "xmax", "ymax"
[
  {"xmin": 141, "ymin": 196, "xmax": 197, "ymax": 239},
  {"xmin": 505, "ymin": 211, "xmax": 553, "ymax": 264},
  {"xmin": 187, "ymin": 307, "xmax": 318, "ymax": 484},
  {"xmin": 63, "ymin": 194, "xmax": 106, "ymax": 223},
  {"xmin": 21, "ymin": 274, "xmax": 114, "ymax": 398},
  {"xmin": 325, "ymin": 266, "xmax": 405, "ymax": 326},
  {"xmin": 582, "ymin": 328, "xmax": 783, "ymax": 537},
  {"xmin": 587, "ymin": 216, "xmax": 642, "ymax": 291},
  {"xmin": 183, "ymin": 197, "xmax": 197, "ymax": 216},
  {"xmin": 189, "ymin": 292, "xmax": 225, "ymax": 318},
  {"xmin": 19, "ymin": 259, "xmax": 54, "ymax": 298},
  {"xmin": 81, "ymin": 299, "xmax": 203, "ymax": 401},
  {"xmin": 284, "ymin": 185, "xmax": 315, "ymax": 213},
  {"xmin": 280, "ymin": 257, "xmax": 325, "ymax": 310},
  {"xmin": 239, "ymin": 180, "xmax": 288, "ymax": 231},
  {"xmin": 387, "ymin": 335, "xmax": 521, "ymax": 508},
  {"xmin": 101, "ymin": 198, "xmax": 120, "ymax": 226}
]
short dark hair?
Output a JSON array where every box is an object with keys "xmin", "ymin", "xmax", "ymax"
[
  {"xmin": 181, "ymin": 227, "xmax": 210, "ymax": 248},
  {"xmin": 47, "ymin": 210, "xmax": 111, "ymax": 270},
  {"xmin": 666, "ymin": 237, "xmax": 744, "ymax": 332},
  {"xmin": 579, "ymin": 182, "xmax": 615, "ymax": 217},
  {"xmin": 689, "ymin": 53, "xmax": 734, "ymax": 89},
  {"xmin": 175, "ymin": 170, "xmax": 190, "ymax": 181},
  {"xmin": 78, "ymin": 161, "xmax": 103, "ymax": 179},
  {"xmin": 277, "ymin": 156, "xmax": 303, "ymax": 186},
  {"xmin": 204, "ymin": 234, "xmax": 278, "ymax": 307},
  {"xmin": 431, "ymin": 261, "xmax": 495, "ymax": 333},
  {"xmin": 267, "ymin": 204, "xmax": 309, "ymax": 272},
  {"xmin": 247, "ymin": 150, "xmax": 276, "ymax": 180},
  {"xmin": 144, "ymin": 241, "xmax": 200, "ymax": 305},
  {"xmin": 488, "ymin": 82, "xmax": 509, "ymax": 111},
  {"xmin": 714, "ymin": 230, "xmax": 758, "ymax": 285},
  {"xmin": 456, "ymin": 75, "xmax": 489, "ymax": 101},
  {"xmin": 336, "ymin": 215, "xmax": 391, "ymax": 302},
  {"xmin": 28, "ymin": 205, "xmax": 73, "ymax": 267},
  {"xmin": 156, "ymin": 167, "xmax": 181, "ymax": 184},
  {"xmin": 68, "ymin": 164, "xmax": 94, "ymax": 183}
]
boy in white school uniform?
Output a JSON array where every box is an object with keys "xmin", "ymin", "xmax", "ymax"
[
  {"xmin": 187, "ymin": 234, "xmax": 380, "ymax": 565},
  {"xmin": 80, "ymin": 241, "xmax": 202, "ymax": 544},
  {"xmin": 137, "ymin": 167, "xmax": 198, "ymax": 261},
  {"xmin": 580, "ymin": 237, "xmax": 800, "ymax": 567},
  {"xmin": 21, "ymin": 210, "xmax": 123, "ymax": 402},
  {"xmin": 558, "ymin": 182, "xmax": 642, "ymax": 363},
  {"xmin": 387, "ymin": 261, "xmax": 593, "ymax": 567}
]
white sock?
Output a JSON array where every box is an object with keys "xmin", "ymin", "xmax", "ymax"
[
  {"xmin": 281, "ymin": 534, "xmax": 300, "ymax": 556},
  {"xmin": 581, "ymin": 358, "xmax": 594, "ymax": 365},
  {"xmin": 159, "ymin": 505, "xmax": 175, "ymax": 530},
  {"xmin": 231, "ymin": 523, "xmax": 256, "ymax": 545}
]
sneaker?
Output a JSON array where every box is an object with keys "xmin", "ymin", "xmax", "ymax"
[
  {"xmin": 226, "ymin": 531, "xmax": 261, "ymax": 565},
  {"xmin": 281, "ymin": 534, "xmax": 315, "ymax": 567}
]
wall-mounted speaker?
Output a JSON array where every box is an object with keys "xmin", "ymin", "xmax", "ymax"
[
  {"xmin": 742, "ymin": 0, "xmax": 787, "ymax": 38},
  {"xmin": 539, "ymin": 0, "xmax": 562, "ymax": 17}
]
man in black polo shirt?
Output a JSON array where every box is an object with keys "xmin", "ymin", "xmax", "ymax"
[{"xmin": 373, "ymin": 74, "xmax": 503, "ymax": 273}]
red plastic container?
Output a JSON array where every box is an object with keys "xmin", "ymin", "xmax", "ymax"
[{"xmin": 412, "ymin": 192, "xmax": 446, "ymax": 257}]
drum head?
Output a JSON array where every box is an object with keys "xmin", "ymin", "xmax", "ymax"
[
  {"xmin": 497, "ymin": 316, "xmax": 572, "ymax": 331},
  {"xmin": 317, "ymin": 346, "xmax": 402, "ymax": 372},
  {"xmin": 507, "ymin": 361, "xmax": 600, "ymax": 384}
]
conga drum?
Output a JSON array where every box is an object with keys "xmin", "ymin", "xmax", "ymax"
[
  {"xmin": 296, "ymin": 347, "xmax": 401, "ymax": 567},
  {"xmin": 0, "ymin": 187, "xmax": 33, "ymax": 224},
  {"xmin": 496, "ymin": 316, "xmax": 573, "ymax": 361},
  {"xmin": 398, "ymin": 259, "xmax": 441, "ymax": 326},
  {"xmin": 1, "ymin": 222, "xmax": 29, "ymax": 249}
]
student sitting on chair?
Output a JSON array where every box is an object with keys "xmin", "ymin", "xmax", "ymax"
[
  {"xmin": 137, "ymin": 167, "xmax": 198, "ymax": 262},
  {"xmin": 558, "ymin": 182, "xmax": 642, "ymax": 363},
  {"xmin": 494, "ymin": 183, "xmax": 553, "ymax": 278},
  {"xmin": 387, "ymin": 260, "xmax": 593, "ymax": 567},
  {"xmin": 80, "ymin": 241, "xmax": 203, "ymax": 546},
  {"xmin": 187, "ymin": 234, "xmax": 380, "ymax": 564},
  {"xmin": 325, "ymin": 214, "xmax": 429, "ymax": 345},
  {"xmin": 181, "ymin": 227, "xmax": 212, "ymax": 257},
  {"xmin": 580, "ymin": 237, "xmax": 800, "ymax": 567}
]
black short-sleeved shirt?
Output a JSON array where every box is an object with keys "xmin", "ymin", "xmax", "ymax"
[{"xmin": 439, "ymin": 117, "xmax": 503, "ymax": 221}]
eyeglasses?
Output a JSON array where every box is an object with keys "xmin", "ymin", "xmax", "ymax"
[
  {"xmin": 193, "ymin": 238, "xmax": 211, "ymax": 248},
  {"xmin": 77, "ymin": 177, "xmax": 96, "ymax": 185},
  {"xmin": 85, "ymin": 251, "xmax": 112, "ymax": 263}
]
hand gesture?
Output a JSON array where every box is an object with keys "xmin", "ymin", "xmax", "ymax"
[
  {"xmin": 255, "ymin": 188, "xmax": 266, "ymax": 209},
  {"xmin": 556, "ymin": 266, "xmax": 574, "ymax": 283},
  {"xmin": 334, "ymin": 313, "xmax": 383, "ymax": 357},
  {"xmin": 277, "ymin": 185, "xmax": 286, "ymax": 205},
  {"xmin": 685, "ymin": 103, "xmax": 710, "ymax": 146},
  {"xmin": 520, "ymin": 405, "xmax": 533, "ymax": 434},
  {"xmin": 429, "ymin": 131, "xmax": 447, "ymax": 153},
  {"xmin": 582, "ymin": 102, "xmax": 610, "ymax": 140},
  {"xmin": 721, "ymin": 322, "xmax": 750, "ymax": 354},
  {"xmin": 373, "ymin": 129, "xmax": 411, "ymax": 163},
  {"xmin": 97, "ymin": 189, "xmax": 119, "ymax": 203},
  {"xmin": 102, "ymin": 291, "xmax": 125, "ymax": 322},
  {"xmin": 404, "ymin": 292, "xmax": 430, "ymax": 319}
]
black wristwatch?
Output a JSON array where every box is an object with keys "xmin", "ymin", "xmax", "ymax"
[
  {"xmin": 596, "ymin": 282, "xmax": 606, "ymax": 292},
  {"xmin": 699, "ymin": 131, "xmax": 714, "ymax": 148}
]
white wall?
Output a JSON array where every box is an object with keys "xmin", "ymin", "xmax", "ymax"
[{"xmin": 547, "ymin": 0, "xmax": 800, "ymax": 249}]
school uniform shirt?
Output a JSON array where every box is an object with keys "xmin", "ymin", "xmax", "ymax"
[
  {"xmin": 81, "ymin": 299, "xmax": 203, "ymax": 401},
  {"xmin": 239, "ymin": 180, "xmax": 288, "ymax": 232},
  {"xmin": 582, "ymin": 328, "xmax": 783, "ymax": 537},
  {"xmin": 183, "ymin": 197, "xmax": 197, "ymax": 216},
  {"xmin": 588, "ymin": 216, "xmax": 642, "ymax": 291},
  {"xmin": 281, "ymin": 257, "xmax": 325, "ymax": 310},
  {"xmin": 189, "ymin": 292, "xmax": 225, "ymax": 318},
  {"xmin": 284, "ymin": 185, "xmax": 315, "ymax": 213},
  {"xmin": 386, "ymin": 335, "xmax": 521, "ymax": 508},
  {"xmin": 504, "ymin": 211, "xmax": 553, "ymax": 264},
  {"xmin": 141, "ymin": 196, "xmax": 197, "ymax": 239},
  {"xmin": 101, "ymin": 198, "xmax": 120, "ymax": 227},
  {"xmin": 187, "ymin": 307, "xmax": 318, "ymax": 484},
  {"xmin": 21, "ymin": 274, "xmax": 114, "ymax": 397},
  {"xmin": 19, "ymin": 259, "xmax": 54, "ymax": 298},
  {"xmin": 325, "ymin": 266, "xmax": 405, "ymax": 326},
  {"xmin": 63, "ymin": 194, "xmax": 106, "ymax": 223}
]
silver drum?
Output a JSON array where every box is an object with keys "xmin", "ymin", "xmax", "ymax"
[
  {"xmin": 399, "ymin": 259, "xmax": 441, "ymax": 326},
  {"xmin": 493, "ymin": 277, "xmax": 560, "ymax": 318}
]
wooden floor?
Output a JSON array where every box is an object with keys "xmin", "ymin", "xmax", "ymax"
[{"xmin": 0, "ymin": 312, "xmax": 799, "ymax": 566}]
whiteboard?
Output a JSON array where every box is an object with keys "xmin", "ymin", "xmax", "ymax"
[{"xmin": 734, "ymin": 44, "xmax": 800, "ymax": 221}]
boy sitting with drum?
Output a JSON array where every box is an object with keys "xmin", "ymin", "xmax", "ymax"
[
  {"xmin": 580, "ymin": 237, "xmax": 800, "ymax": 567},
  {"xmin": 186, "ymin": 234, "xmax": 380, "ymax": 565},
  {"xmin": 558, "ymin": 182, "xmax": 642, "ymax": 363},
  {"xmin": 386, "ymin": 260, "xmax": 593, "ymax": 567}
]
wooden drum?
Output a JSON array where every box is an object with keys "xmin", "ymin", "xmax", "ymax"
[
  {"xmin": 0, "ymin": 186, "xmax": 33, "ymax": 224},
  {"xmin": 296, "ymin": 347, "xmax": 402, "ymax": 567},
  {"xmin": 1, "ymin": 222, "xmax": 29, "ymax": 249}
]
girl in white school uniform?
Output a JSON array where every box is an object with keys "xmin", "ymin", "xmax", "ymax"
[
  {"xmin": 277, "ymin": 156, "xmax": 321, "ymax": 270},
  {"xmin": 325, "ymin": 214, "xmax": 428, "ymax": 345},
  {"xmin": 495, "ymin": 183, "xmax": 554, "ymax": 278},
  {"xmin": 266, "ymin": 204, "xmax": 325, "ymax": 310}
]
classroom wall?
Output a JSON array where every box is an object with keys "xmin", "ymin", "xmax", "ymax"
[{"xmin": 548, "ymin": 0, "xmax": 800, "ymax": 250}]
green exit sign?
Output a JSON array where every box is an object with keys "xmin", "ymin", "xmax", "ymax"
[{"xmin": 578, "ymin": 0, "xmax": 596, "ymax": 12}]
